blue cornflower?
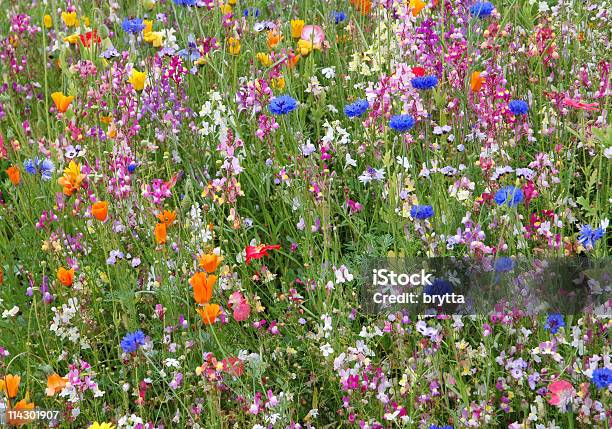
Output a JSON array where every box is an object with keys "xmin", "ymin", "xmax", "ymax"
[
  {"xmin": 429, "ymin": 425, "xmax": 454, "ymax": 429},
  {"xmin": 122, "ymin": 18, "xmax": 145, "ymax": 34},
  {"xmin": 544, "ymin": 313, "xmax": 565, "ymax": 334},
  {"xmin": 243, "ymin": 7, "xmax": 260, "ymax": 17},
  {"xmin": 389, "ymin": 114, "xmax": 416, "ymax": 132},
  {"xmin": 24, "ymin": 157, "xmax": 55, "ymax": 181},
  {"xmin": 591, "ymin": 368, "xmax": 612, "ymax": 389},
  {"xmin": 495, "ymin": 257, "xmax": 514, "ymax": 273},
  {"xmin": 509, "ymin": 99, "xmax": 529, "ymax": 115},
  {"xmin": 178, "ymin": 34, "xmax": 201, "ymax": 62},
  {"xmin": 411, "ymin": 204, "xmax": 435, "ymax": 219},
  {"xmin": 174, "ymin": 0, "xmax": 197, "ymax": 5},
  {"xmin": 120, "ymin": 330, "xmax": 146, "ymax": 353},
  {"xmin": 494, "ymin": 186, "xmax": 524, "ymax": 207},
  {"xmin": 333, "ymin": 11, "xmax": 347, "ymax": 24},
  {"xmin": 469, "ymin": 2, "xmax": 494, "ymax": 18},
  {"xmin": 269, "ymin": 95, "xmax": 298, "ymax": 115},
  {"xmin": 577, "ymin": 224, "xmax": 605, "ymax": 248},
  {"xmin": 344, "ymin": 99, "xmax": 369, "ymax": 118},
  {"xmin": 411, "ymin": 75, "xmax": 438, "ymax": 90},
  {"xmin": 424, "ymin": 279, "xmax": 453, "ymax": 297}
]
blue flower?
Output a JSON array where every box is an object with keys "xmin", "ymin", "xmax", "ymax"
[
  {"xmin": 424, "ymin": 279, "xmax": 454, "ymax": 298},
  {"xmin": 243, "ymin": 7, "xmax": 260, "ymax": 17},
  {"xmin": 591, "ymin": 368, "xmax": 612, "ymax": 389},
  {"xmin": 429, "ymin": 425, "xmax": 454, "ymax": 429},
  {"xmin": 344, "ymin": 99, "xmax": 369, "ymax": 118},
  {"xmin": 174, "ymin": 0, "xmax": 197, "ymax": 5},
  {"xmin": 120, "ymin": 330, "xmax": 146, "ymax": 353},
  {"xmin": 495, "ymin": 257, "xmax": 514, "ymax": 273},
  {"xmin": 509, "ymin": 99, "xmax": 529, "ymax": 115},
  {"xmin": 577, "ymin": 224, "xmax": 605, "ymax": 248},
  {"xmin": 122, "ymin": 18, "xmax": 145, "ymax": 34},
  {"xmin": 389, "ymin": 114, "xmax": 416, "ymax": 132},
  {"xmin": 411, "ymin": 204, "xmax": 435, "ymax": 219},
  {"xmin": 269, "ymin": 95, "xmax": 297, "ymax": 115},
  {"xmin": 332, "ymin": 11, "xmax": 347, "ymax": 24},
  {"xmin": 544, "ymin": 313, "xmax": 565, "ymax": 334},
  {"xmin": 411, "ymin": 75, "xmax": 438, "ymax": 90},
  {"xmin": 469, "ymin": 2, "xmax": 494, "ymax": 18},
  {"xmin": 23, "ymin": 157, "xmax": 55, "ymax": 181},
  {"xmin": 494, "ymin": 186, "xmax": 524, "ymax": 207}
]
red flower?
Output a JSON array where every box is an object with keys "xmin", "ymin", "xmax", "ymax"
[
  {"xmin": 79, "ymin": 30, "xmax": 101, "ymax": 48},
  {"xmin": 222, "ymin": 357, "xmax": 245, "ymax": 377},
  {"xmin": 412, "ymin": 67, "xmax": 426, "ymax": 77},
  {"xmin": 245, "ymin": 244, "xmax": 280, "ymax": 264}
]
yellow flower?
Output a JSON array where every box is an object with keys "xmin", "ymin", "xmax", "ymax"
[
  {"xmin": 63, "ymin": 34, "xmax": 80, "ymax": 44},
  {"xmin": 143, "ymin": 19, "xmax": 153, "ymax": 35},
  {"xmin": 61, "ymin": 11, "xmax": 78, "ymax": 27},
  {"xmin": 297, "ymin": 39, "xmax": 313, "ymax": 56},
  {"xmin": 228, "ymin": 0, "xmax": 236, "ymax": 4},
  {"xmin": 43, "ymin": 15, "xmax": 53, "ymax": 29},
  {"xmin": 220, "ymin": 4, "xmax": 232, "ymax": 14},
  {"xmin": 272, "ymin": 76, "xmax": 286, "ymax": 90},
  {"xmin": 290, "ymin": 19, "xmax": 305, "ymax": 38},
  {"xmin": 83, "ymin": 16, "xmax": 90, "ymax": 27},
  {"xmin": 409, "ymin": 0, "xmax": 426, "ymax": 16},
  {"xmin": 57, "ymin": 161, "xmax": 85, "ymax": 196},
  {"xmin": 227, "ymin": 37, "xmax": 240, "ymax": 55},
  {"xmin": 256, "ymin": 52, "xmax": 272, "ymax": 67},
  {"xmin": 144, "ymin": 31, "xmax": 164, "ymax": 47},
  {"xmin": 88, "ymin": 423, "xmax": 116, "ymax": 429},
  {"xmin": 128, "ymin": 69, "xmax": 147, "ymax": 91}
]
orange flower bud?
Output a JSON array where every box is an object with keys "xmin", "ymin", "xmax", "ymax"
[
  {"xmin": 91, "ymin": 201, "xmax": 108, "ymax": 221},
  {"xmin": 190, "ymin": 272, "xmax": 216, "ymax": 304},
  {"xmin": 57, "ymin": 267, "xmax": 75, "ymax": 286},
  {"xmin": 154, "ymin": 222, "xmax": 167, "ymax": 244},
  {"xmin": 6, "ymin": 166, "xmax": 20, "ymax": 185}
]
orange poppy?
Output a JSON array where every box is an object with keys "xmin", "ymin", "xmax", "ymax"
[
  {"xmin": 57, "ymin": 161, "xmax": 85, "ymax": 196},
  {"xmin": 51, "ymin": 92, "xmax": 74, "ymax": 113},
  {"xmin": 470, "ymin": 71, "xmax": 484, "ymax": 92},
  {"xmin": 267, "ymin": 30, "xmax": 282, "ymax": 49},
  {"xmin": 190, "ymin": 272, "xmax": 216, "ymax": 304},
  {"xmin": 57, "ymin": 267, "xmax": 75, "ymax": 286},
  {"xmin": 0, "ymin": 374, "xmax": 21, "ymax": 398},
  {"xmin": 154, "ymin": 222, "xmax": 167, "ymax": 244},
  {"xmin": 196, "ymin": 303, "xmax": 221, "ymax": 325},
  {"xmin": 45, "ymin": 373, "xmax": 68, "ymax": 396},
  {"xmin": 156, "ymin": 210, "xmax": 176, "ymax": 226},
  {"xmin": 6, "ymin": 166, "xmax": 20, "ymax": 185},
  {"xmin": 91, "ymin": 201, "xmax": 109, "ymax": 221},
  {"xmin": 6, "ymin": 398, "xmax": 36, "ymax": 426},
  {"xmin": 198, "ymin": 253, "xmax": 223, "ymax": 273}
]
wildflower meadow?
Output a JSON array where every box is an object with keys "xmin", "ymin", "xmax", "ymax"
[{"xmin": 0, "ymin": 0, "xmax": 611, "ymax": 428}]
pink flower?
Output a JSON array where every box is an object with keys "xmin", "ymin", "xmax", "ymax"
[
  {"xmin": 547, "ymin": 379, "xmax": 575, "ymax": 411},
  {"xmin": 229, "ymin": 291, "xmax": 251, "ymax": 321},
  {"xmin": 300, "ymin": 25, "xmax": 325, "ymax": 48},
  {"xmin": 562, "ymin": 97, "xmax": 599, "ymax": 111}
]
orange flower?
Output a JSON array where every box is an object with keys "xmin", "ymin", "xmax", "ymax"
[
  {"xmin": 57, "ymin": 267, "xmax": 75, "ymax": 286},
  {"xmin": 409, "ymin": 0, "xmax": 426, "ymax": 16},
  {"xmin": 45, "ymin": 373, "xmax": 68, "ymax": 396},
  {"xmin": 6, "ymin": 397, "xmax": 36, "ymax": 427},
  {"xmin": 190, "ymin": 272, "xmax": 216, "ymax": 304},
  {"xmin": 51, "ymin": 91, "xmax": 74, "ymax": 113},
  {"xmin": 350, "ymin": 0, "xmax": 372, "ymax": 15},
  {"xmin": 267, "ymin": 30, "xmax": 283, "ymax": 49},
  {"xmin": 156, "ymin": 210, "xmax": 176, "ymax": 226},
  {"xmin": 57, "ymin": 161, "xmax": 85, "ymax": 196},
  {"xmin": 154, "ymin": 222, "xmax": 167, "ymax": 244},
  {"xmin": 91, "ymin": 201, "xmax": 109, "ymax": 221},
  {"xmin": 470, "ymin": 71, "xmax": 484, "ymax": 92},
  {"xmin": 198, "ymin": 253, "xmax": 223, "ymax": 273},
  {"xmin": 196, "ymin": 303, "xmax": 221, "ymax": 325},
  {"xmin": 0, "ymin": 374, "xmax": 21, "ymax": 398},
  {"xmin": 6, "ymin": 166, "xmax": 20, "ymax": 185}
]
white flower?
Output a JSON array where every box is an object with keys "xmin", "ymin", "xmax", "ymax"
[
  {"xmin": 321, "ymin": 66, "xmax": 336, "ymax": 79},
  {"xmin": 320, "ymin": 343, "xmax": 334, "ymax": 357}
]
